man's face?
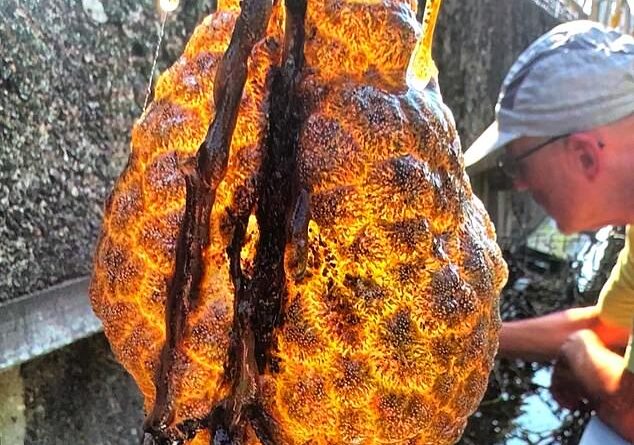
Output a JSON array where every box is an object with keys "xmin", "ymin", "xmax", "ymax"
[{"xmin": 504, "ymin": 136, "xmax": 582, "ymax": 233}]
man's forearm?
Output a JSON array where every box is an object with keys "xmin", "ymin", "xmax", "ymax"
[{"xmin": 499, "ymin": 306, "xmax": 605, "ymax": 361}]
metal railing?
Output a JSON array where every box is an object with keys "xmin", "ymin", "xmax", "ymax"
[
  {"xmin": 532, "ymin": 0, "xmax": 634, "ymax": 34},
  {"xmin": 532, "ymin": 0, "xmax": 589, "ymax": 21},
  {"xmin": 592, "ymin": 0, "xmax": 634, "ymax": 33}
]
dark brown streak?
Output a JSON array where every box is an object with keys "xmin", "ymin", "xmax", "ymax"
[
  {"xmin": 246, "ymin": 404, "xmax": 285, "ymax": 445},
  {"xmin": 225, "ymin": 210, "xmax": 258, "ymax": 432},
  {"xmin": 251, "ymin": 0, "xmax": 308, "ymax": 375},
  {"xmin": 144, "ymin": 0, "xmax": 274, "ymax": 442},
  {"xmin": 219, "ymin": 0, "xmax": 308, "ymax": 443}
]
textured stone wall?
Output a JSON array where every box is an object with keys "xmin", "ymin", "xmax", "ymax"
[{"xmin": 0, "ymin": 0, "xmax": 209, "ymax": 304}]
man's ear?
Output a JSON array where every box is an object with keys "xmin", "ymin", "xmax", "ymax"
[{"xmin": 566, "ymin": 133, "xmax": 602, "ymax": 181}]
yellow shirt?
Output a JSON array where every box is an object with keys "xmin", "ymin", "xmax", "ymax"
[{"xmin": 597, "ymin": 226, "xmax": 634, "ymax": 373}]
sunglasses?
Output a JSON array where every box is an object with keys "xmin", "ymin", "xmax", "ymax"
[{"xmin": 496, "ymin": 134, "xmax": 571, "ymax": 181}]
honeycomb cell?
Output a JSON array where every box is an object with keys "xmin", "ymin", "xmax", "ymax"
[
  {"xmin": 374, "ymin": 390, "xmax": 433, "ymax": 441},
  {"xmin": 298, "ymin": 115, "xmax": 362, "ymax": 190},
  {"xmin": 278, "ymin": 370, "xmax": 333, "ymax": 429},
  {"xmin": 333, "ymin": 355, "xmax": 372, "ymax": 397},
  {"xmin": 137, "ymin": 209, "xmax": 182, "ymax": 271},
  {"xmin": 382, "ymin": 218, "xmax": 431, "ymax": 253},
  {"xmin": 143, "ymin": 151, "xmax": 186, "ymax": 206},
  {"xmin": 106, "ymin": 172, "xmax": 144, "ymax": 233},
  {"xmin": 98, "ymin": 237, "xmax": 144, "ymax": 298},
  {"xmin": 131, "ymin": 101, "xmax": 206, "ymax": 162},
  {"xmin": 154, "ymin": 52, "xmax": 221, "ymax": 107},
  {"xmin": 430, "ymin": 265, "xmax": 478, "ymax": 327},
  {"xmin": 311, "ymin": 186, "xmax": 358, "ymax": 227},
  {"xmin": 281, "ymin": 296, "xmax": 323, "ymax": 353}
]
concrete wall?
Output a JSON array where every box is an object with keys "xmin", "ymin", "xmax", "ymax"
[
  {"xmin": 434, "ymin": 0, "xmax": 558, "ymax": 241},
  {"xmin": 0, "ymin": 0, "xmax": 560, "ymax": 443},
  {"xmin": 436, "ymin": 0, "xmax": 558, "ymax": 147},
  {"xmin": 0, "ymin": 0, "xmax": 210, "ymax": 305}
]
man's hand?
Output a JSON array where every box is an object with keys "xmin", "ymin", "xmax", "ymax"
[
  {"xmin": 552, "ymin": 329, "xmax": 634, "ymax": 442},
  {"xmin": 551, "ymin": 329, "xmax": 604, "ymax": 410},
  {"xmin": 551, "ymin": 351, "xmax": 587, "ymax": 410}
]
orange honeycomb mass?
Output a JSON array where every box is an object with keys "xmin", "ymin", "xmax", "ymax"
[{"xmin": 89, "ymin": 0, "xmax": 508, "ymax": 443}]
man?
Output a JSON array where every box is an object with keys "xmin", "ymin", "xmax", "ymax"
[{"xmin": 463, "ymin": 20, "xmax": 634, "ymax": 443}]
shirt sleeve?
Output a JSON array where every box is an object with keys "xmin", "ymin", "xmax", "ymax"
[
  {"xmin": 596, "ymin": 226, "xmax": 634, "ymax": 373},
  {"xmin": 597, "ymin": 226, "xmax": 634, "ymax": 331}
]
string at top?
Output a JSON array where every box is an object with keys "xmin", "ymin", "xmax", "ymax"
[{"xmin": 142, "ymin": 0, "xmax": 180, "ymax": 112}]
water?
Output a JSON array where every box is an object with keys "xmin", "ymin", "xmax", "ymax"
[{"xmin": 507, "ymin": 368, "xmax": 563, "ymax": 444}]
